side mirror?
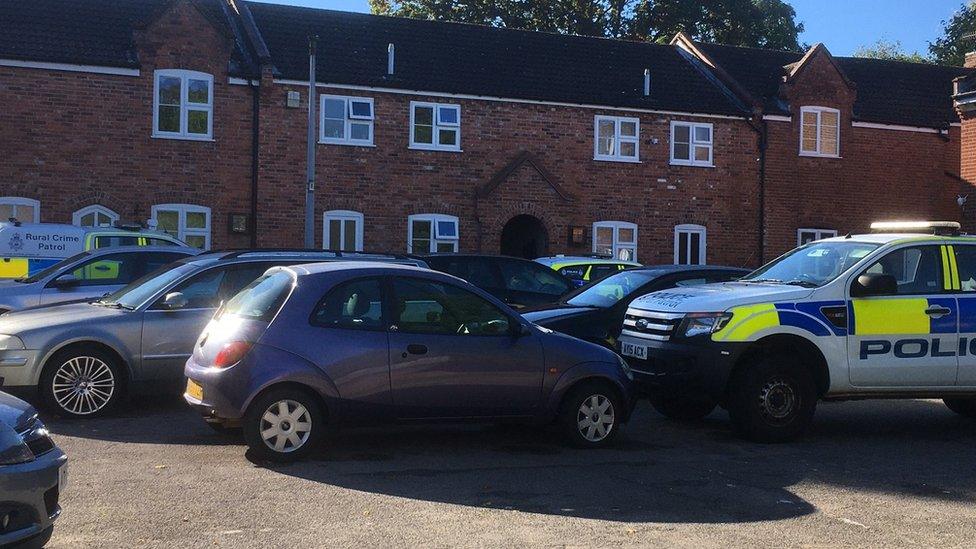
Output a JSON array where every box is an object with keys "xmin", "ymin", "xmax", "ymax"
[
  {"xmin": 512, "ymin": 323, "xmax": 532, "ymax": 337},
  {"xmin": 51, "ymin": 274, "xmax": 80, "ymax": 289},
  {"xmin": 851, "ymin": 273, "xmax": 897, "ymax": 298},
  {"xmin": 159, "ymin": 292, "xmax": 189, "ymax": 311}
]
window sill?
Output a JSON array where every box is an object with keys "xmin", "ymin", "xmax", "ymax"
[
  {"xmin": 593, "ymin": 156, "xmax": 641, "ymax": 164},
  {"xmin": 408, "ymin": 145, "xmax": 463, "ymax": 153},
  {"xmin": 799, "ymin": 152, "xmax": 841, "ymax": 159},
  {"xmin": 669, "ymin": 160, "xmax": 714, "ymax": 168},
  {"xmin": 319, "ymin": 140, "xmax": 376, "ymax": 147},
  {"xmin": 152, "ymin": 133, "xmax": 215, "ymax": 142}
]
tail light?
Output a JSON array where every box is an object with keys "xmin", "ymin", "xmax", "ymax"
[{"xmin": 213, "ymin": 341, "xmax": 253, "ymax": 369}]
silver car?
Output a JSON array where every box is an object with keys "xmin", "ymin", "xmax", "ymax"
[
  {"xmin": 0, "ymin": 250, "xmax": 429, "ymax": 418},
  {"xmin": 0, "ymin": 246, "xmax": 197, "ymax": 314}
]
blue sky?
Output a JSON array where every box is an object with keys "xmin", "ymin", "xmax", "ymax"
[{"xmin": 267, "ymin": 0, "xmax": 963, "ymax": 56}]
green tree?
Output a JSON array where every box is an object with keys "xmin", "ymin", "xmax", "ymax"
[
  {"xmin": 930, "ymin": 1, "xmax": 976, "ymax": 66},
  {"xmin": 369, "ymin": 0, "xmax": 805, "ymax": 51},
  {"xmin": 854, "ymin": 38, "xmax": 930, "ymax": 64}
]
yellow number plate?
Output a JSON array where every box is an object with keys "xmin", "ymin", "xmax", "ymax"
[{"xmin": 185, "ymin": 379, "xmax": 204, "ymax": 401}]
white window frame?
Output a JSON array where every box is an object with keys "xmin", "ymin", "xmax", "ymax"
[
  {"xmin": 407, "ymin": 213, "xmax": 459, "ymax": 253},
  {"xmin": 0, "ymin": 197, "xmax": 40, "ymax": 223},
  {"xmin": 409, "ymin": 102, "xmax": 461, "ymax": 152},
  {"xmin": 592, "ymin": 221, "xmax": 638, "ymax": 261},
  {"xmin": 73, "ymin": 205, "xmax": 119, "ymax": 227},
  {"xmin": 319, "ymin": 95, "xmax": 375, "ymax": 146},
  {"xmin": 151, "ymin": 203, "xmax": 211, "ymax": 250},
  {"xmin": 152, "ymin": 69, "xmax": 214, "ymax": 141},
  {"xmin": 674, "ymin": 224, "xmax": 707, "ymax": 265},
  {"xmin": 797, "ymin": 228, "xmax": 838, "ymax": 246},
  {"xmin": 670, "ymin": 121, "xmax": 713, "ymax": 167},
  {"xmin": 323, "ymin": 210, "xmax": 365, "ymax": 251},
  {"xmin": 593, "ymin": 115, "xmax": 640, "ymax": 162},
  {"xmin": 799, "ymin": 106, "xmax": 840, "ymax": 158}
]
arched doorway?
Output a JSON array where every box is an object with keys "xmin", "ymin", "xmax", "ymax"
[{"xmin": 500, "ymin": 214, "xmax": 549, "ymax": 259}]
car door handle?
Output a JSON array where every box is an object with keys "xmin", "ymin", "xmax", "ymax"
[
  {"xmin": 405, "ymin": 344, "xmax": 428, "ymax": 356},
  {"xmin": 925, "ymin": 306, "xmax": 952, "ymax": 318}
]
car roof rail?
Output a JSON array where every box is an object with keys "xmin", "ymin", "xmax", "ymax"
[{"xmin": 212, "ymin": 248, "xmax": 419, "ymax": 261}]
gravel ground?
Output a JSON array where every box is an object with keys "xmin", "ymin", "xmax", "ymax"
[{"xmin": 39, "ymin": 395, "xmax": 976, "ymax": 548}]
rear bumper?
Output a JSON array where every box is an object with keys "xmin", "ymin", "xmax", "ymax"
[
  {"xmin": 0, "ymin": 448, "xmax": 66, "ymax": 546},
  {"xmin": 183, "ymin": 356, "xmax": 250, "ymax": 422},
  {"xmin": 618, "ymin": 334, "xmax": 744, "ymax": 398}
]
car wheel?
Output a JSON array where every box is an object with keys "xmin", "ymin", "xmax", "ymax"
[
  {"xmin": 727, "ymin": 354, "xmax": 817, "ymax": 442},
  {"xmin": 944, "ymin": 398, "xmax": 976, "ymax": 418},
  {"xmin": 40, "ymin": 346, "xmax": 123, "ymax": 418},
  {"xmin": 243, "ymin": 388, "xmax": 324, "ymax": 462},
  {"xmin": 559, "ymin": 381, "xmax": 622, "ymax": 448},
  {"xmin": 650, "ymin": 394, "xmax": 717, "ymax": 420}
]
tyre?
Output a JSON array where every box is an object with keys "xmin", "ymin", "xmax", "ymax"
[
  {"xmin": 944, "ymin": 398, "xmax": 976, "ymax": 418},
  {"xmin": 39, "ymin": 345, "xmax": 124, "ymax": 418},
  {"xmin": 727, "ymin": 354, "xmax": 817, "ymax": 442},
  {"xmin": 10, "ymin": 524, "xmax": 54, "ymax": 548},
  {"xmin": 243, "ymin": 387, "xmax": 324, "ymax": 462},
  {"xmin": 650, "ymin": 394, "xmax": 717, "ymax": 420},
  {"xmin": 559, "ymin": 381, "xmax": 622, "ymax": 448}
]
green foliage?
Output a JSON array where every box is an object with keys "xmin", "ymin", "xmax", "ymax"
[
  {"xmin": 369, "ymin": 0, "xmax": 804, "ymax": 51},
  {"xmin": 930, "ymin": 1, "xmax": 976, "ymax": 66},
  {"xmin": 854, "ymin": 38, "xmax": 931, "ymax": 64}
]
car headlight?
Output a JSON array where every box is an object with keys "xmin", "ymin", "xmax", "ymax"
[
  {"xmin": 678, "ymin": 312, "xmax": 733, "ymax": 338},
  {"xmin": 0, "ymin": 334, "xmax": 25, "ymax": 351},
  {"xmin": 0, "ymin": 426, "xmax": 33, "ymax": 465}
]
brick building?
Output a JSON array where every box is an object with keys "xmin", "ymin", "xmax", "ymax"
[{"xmin": 1, "ymin": 0, "xmax": 972, "ymax": 268}]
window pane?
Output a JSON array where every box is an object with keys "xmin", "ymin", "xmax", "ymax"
[
  {"xmin": 620, "ymin": 120, "xmax": 637, "ymax": 137},
  {"xmin": 689, "ymin": 233, "xmax": 701, "ymax": 265},
  {"xmin": 678, "ymin": 232, "xmax": 689, "ymax": 264},
  {"xmin": 414, "ymin": 106, "xmax": 434, "ymax": 126},
  {"xmin": 158, "ymin": 105, "xmax": 180, "ymax": 133},
  {"xmin": 673, "ymin": 124, "xmax": 690, "ymax": 143},
  {"xmin": 694, "ymin": 125, "xmax": 711, "ymax": 143},
  {"xmin": 328, "ymin": 219, "xmax": 341, "ymax": 249},
  {"xmin": 80, "ymin": 213, "xmax": 95, "ymax": 227},
  {"xmin": 598, "ymin": 137, "xmax": 614, "ymax": 156},
  {"xmin": 156, "ymin": 211, "xmax": 179, "ymax": 234},
  {"xmin": 618, "ymin": 227, "xmax": 635, "ymax": 244},
  {"xmin": 820, "ymin": 110, "xmax": 838, "ymax": 128},
  {"xmin": 616, "ymin": 246, "xmax": 635, "ymax": 261},
  {"xmin": 343, "ymin": 219, "xmax": 357, "ymax": 250},
  {"xmin": 187, "ymin": 79, "xmax": 209, "ymax": 104},
  {"xmin": 324, "ymin": 119, "xmax": 344, "ymax": 140},
  {"xmin": 694, "ymin": 145, "xmax": 710, "ymax": 162},
  {"xmin": 437, "ymin": 106, "xmax": 458, "ymax": 125},
  {"xmin": 349, "ymin": 122, "xmax": 370, "ymax": 141},
  {"xmin": 595, "ymin": 226, "xmax": 613, "ymax": 251},
  {"xmin": 956, "ymin": 247, "xmax": 976, "ymax": 291},
  {"xmin": 435, "ymin": 220, "xmax": 457, "ymax": 238},
  {"xmin": 187, "ymin": 110, "xmax": 208, "ymax": 135},
  {"xmin": 312, "ymin": 278, "xmax": 384, "ymax": 329},
  {"xmin": 438, "ymin": 128, "xmax": 457, "ymax": 146},
  {"xmin": 185, "ymin": 235, "xmax": 207, "ymax": 249},
  {"xmin": 802, "ymin": 111, "xmax": 818, "ymax": 126},
  {"xmin": 414, "ymin": 124, "xmax": 433, "ymax": 144},
  {"xmin": 864, "ymin": 246, "xmax": 941, "ymax": 294},
  {"xmin": 0, "ymin": 205, "xmax": 12, "ymax": 221},
  {"xmin": 821, "ymin": 138, "xmax": 838, "ymax": 156},
  {"xmin": 324, "ymin": 99, "xmax": 345, "ymax": 119},
  {"xmin": 349, "ymin": 100, "xmax": 372, "ymax": 118},
  {"xmin": 673, "ymin": 142, "xmax": 690, "ymax": 160},
  {"xmin": 168, "ymin": 268, "xmax": 225, "ymax": 308},
  {"xmin": 393, "ymin": 277, "xmax": 509, "ymax": 336},
  {"xmin": 158, "ymin": 76, "xmax": 180, "ymax": 105},
  {"xmin": 619, "ymin": 141, "xmax": 636, "ymax": 158},
  {"xmin": 412, "ymin": 219, "xmax": 431, "ymax": 239},
  {"xmin": 435, "ymin": 241, "xmax": 457, "ymax": 253},
  {"xmin": 186, "ymin": 211, "xmax": 207, "ymax": 229},
  {"xmin": 412, "ymin": 238, "xmax": 431, "ymax": 252},
  {"xmin": 598, "ymin": 119, "xmax": 615, "ymax": 138},
  {"xmin": 801, "ymin": 132, "xmax": 818, "ymax": 152}
]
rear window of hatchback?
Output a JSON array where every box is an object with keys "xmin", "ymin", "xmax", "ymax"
[{"xmin": 220, "ymin": 270, "xmax": 295, "ymax": 322}]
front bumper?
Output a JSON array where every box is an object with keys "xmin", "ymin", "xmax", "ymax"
[
  {"xmin": 618, "ymin": 334, "xmax": 743, "ymax": 398},
  {"xmin": 0, "ymin": 349, "xmax": 41, "ymax": 388},
  {"xmin": 0, "ymin": 447, "xmax": 66, "ymax": 546}
]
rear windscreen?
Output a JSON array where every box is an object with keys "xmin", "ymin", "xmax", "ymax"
[{"xmin": 219, "ymin": 270, "xmax": 294, "ymax": 322}]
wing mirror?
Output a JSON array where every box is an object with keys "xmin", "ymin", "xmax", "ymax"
[
  {"xmin": 159, "ymin": 292, "xmax": 189, "ymax": 311},
  {"xmin": 851, "ymin": 273, "xmax": 897, "ymax": 298},
  {"xmin": 51, "ymin": 274, "xmax": 80, "ymax": 289},
  {"xmin": 511, "ymin": 323, "xmax": 532, "ymax": 337}
]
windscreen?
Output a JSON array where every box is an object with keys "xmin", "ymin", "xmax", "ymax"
[
  {"xmin": 219, "ymin": 270, "xmax": 295, "ymax": 322},
  {"xmin": 742, "ymin": 241, "xmax": 880, "ymax": 287},
  {"xmin": 566, "ymin": 270, "xmax": 661, "ymax": 308},
  {"xmin": 100, "ymin": 263, "xmax": 196, "ymax": 309}
]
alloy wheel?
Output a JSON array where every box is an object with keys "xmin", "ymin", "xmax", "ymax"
[
  {"xmin": 758, "ymin": 376, "xmax": 798, "ymax": 424},
  {"xmin": 259, "ymin": 400, "xmax": 312, "ymax": 453},
  {"xmin": 52, "ymin": 355, "xmax": 116, "ymax": 415},
  {"xmin": 576, "ymin": 394, "xmax": 615, "ymax": 442}
]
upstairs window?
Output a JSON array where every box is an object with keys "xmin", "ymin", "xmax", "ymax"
[
  {"xmin": 320, "ymin": 95, "xmax": 374, "ymax": 146},
  {"xmin": 153, "ymin": 69, "xmax": 214, "ymax": 140},
  {"xmin": 670, "ymin": 122, "xmax": 713, "ymax": 166},
  {"xmin": 410, "ymin": 102, "xmax": 460, "ymax": 151},
  {"xmin": 674, "ymin": 224, "xmax": 706, "ymax": 265},
  {"xmin": 73, "ymin": 205, "xmax": 119, "ymax": 228},
  {"xmin": 594, "ymin": 116, "xmax": 639, "ymax": 162},
  {"xmin": 152, "ymin": 204, "xmax": 211, "ymax": 250},
  {"xmin": 593, "ymin": 221, "xmax": 638, "ymax": 261},
  {"xmin": 800, "ymin": 107, "xmax": 839, "ymax": 157},
  {"xmin": 797, "ymin": 228, "xmax": 838, "ymax": 246},
  {"xmin": 0, "ymin": 197, "xmax": 39, "ymax": 223},
  {"xmin": 408, "ymin": 214, "xmax": 459, "ymax": 253}
]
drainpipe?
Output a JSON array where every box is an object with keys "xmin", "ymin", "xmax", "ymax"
[
  {"xmin": 247, "ymin": 78, "xmax": 260, "ymax": 248},
  {"xmin": 745, "ymin": 116, "xmax": 767, "ymax": 266}
]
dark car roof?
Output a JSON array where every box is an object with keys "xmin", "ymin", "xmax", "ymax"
[{"xmin": 630, "ymin": 264, "xmax": 750, "ymax": 274}]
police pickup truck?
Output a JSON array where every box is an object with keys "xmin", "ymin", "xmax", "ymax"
[{"xmin": 619, "ymin": 221, "xmax": 976, "ymax": 441}]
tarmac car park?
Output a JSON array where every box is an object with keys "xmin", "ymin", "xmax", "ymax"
[{"xmin": 619, "ymin": 221, "xmax": 976, "ymax": 441}]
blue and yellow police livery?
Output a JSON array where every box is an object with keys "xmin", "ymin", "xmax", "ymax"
[{"xmin": 619, "ymin": 221, "xmax": 976, "ymax": 442}]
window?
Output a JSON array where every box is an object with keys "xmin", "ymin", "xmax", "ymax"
[
  {"xmin": 320, "ymin": 95, "xmax": 374, "ymax": 146},
  {"xmin": 674, "ymin": 224, "xmax": 706, "ymax": 265},
  {"xmin": 68, "ymin": 251, "xmax": 186, "ymax": 287},
  {"xmin": 73, "ymin": 205, "xmax": 119, "ymax": 228},
  {"xmin": 392, "ymin": 277, "xmax": 510, "ymax": 336},
  {"xmin": 323, "ymin": 210, "xmax": 364, "ymax": 251},
  {"xmin": 410, "ymin": 102, "xmax": 460, "ymax": 151},
  {"xmin": 797, "ymin": 228, "xmax": 838, "ymax": 246},
  {"xmin": 427, "ymin": 256, "xmax": 498, "ymax": 288},
  {"xmin": 151, "ymin": 204, "xmax": 211, "ymax": 250},
  {"xmin": 0, "ymin": 197, "xmax": 39, "ymax": 223},
  {"xmin": 670, "ymin": 122, "xmax": 713, "ymax": 166},
  {"xmin": 594, "ymin": 116, "xmax": 639, "ymax": 162},
  {"xmin": 862, "ymin": 246, "xmax": 942, "ymax": 295},
  {"xmin": 311, "ymin": 278, "xmax": 384, "ymax": 330},
  {"xmin": 408, "ymin": 214, "xmax": 458, "ymax": 253},
  {"xmin": 498, "ymin": 259, "xmax": 573, "ymax": 296},
  {"xmin": 153, "ymin": 263, "xmax": 272, "ymax": 310},
  {"xmin": 955, "ymin": 246, "xmax": 976, "ymax": 292},
  {"xmin": 799, "ymin": 107, "xmax": 840, "ymax": 157},
  {"xmin": 153, "ymin": 69, "xmax": 214, "ymax": 140},
  {"xmin": 593, "ymin": 221, "xmax": 637, "ymax": 261}
]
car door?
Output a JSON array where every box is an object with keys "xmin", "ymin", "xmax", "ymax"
[
  {"xmin": 387, "ymin": 275, "xmax": 544, "ymax": 419},
  {"xmin": 848, "ymin": 244, "xmax": 959, "ymax": 387},
  {"xmin": 140, "ymin": 262, "xmax": 273, "ymax": 380},
  {"xmin": 39, "ymin": 251, "xmax": 185, "ymax": 305},
  {"xmin": 951, "ymin": 243, "xmax": 976, "ymax": 386},
  {"xmin": 497, "ymin": 259, "xmax": 573, "ymax": 308}
]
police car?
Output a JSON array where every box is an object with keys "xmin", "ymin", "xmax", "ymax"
[
  {"xmin": 535, "ymin": 255, "xmax": 641, "ymax": 287},
  {"xmin": 619, "ymin": 221, "xmax": 976, "ymax": 441},
  {"xmin": 0, "ymin": 221, "xmax": 186, "ymax": 279}
]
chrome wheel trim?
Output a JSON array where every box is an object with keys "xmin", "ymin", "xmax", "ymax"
[
  {"xmin": 52, "ymin": 355, "xmax": 116, "ymax": 416},
  {"xmin": 576, "ymin": 394, "xmax": 615, "ymax": 442},
  {"xmin": 259, "ymin": 399, "xmax": 312, "ymax": 453},
  {"xmin": 758, "ymin": 376, "xmax": 798, "ymax": 422}
]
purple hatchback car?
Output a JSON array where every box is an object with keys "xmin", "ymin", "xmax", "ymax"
[{"xmin": 184, "ymin": 262, "xmax": 635, "ymax": 461}]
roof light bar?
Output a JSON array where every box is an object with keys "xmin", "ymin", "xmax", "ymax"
[{"xmin": 870, "ymin": 221, "xmax": 961, "ymax": 235}]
